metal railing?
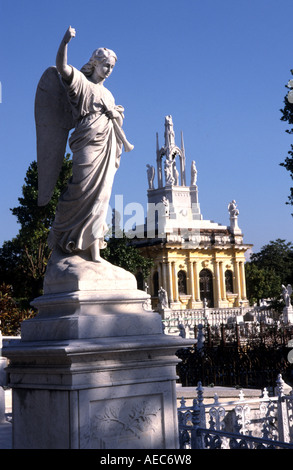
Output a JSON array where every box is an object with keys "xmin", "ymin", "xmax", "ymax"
[{"xmin": 178, "ymin": 374, "xmax": 293, "ymax": 449}]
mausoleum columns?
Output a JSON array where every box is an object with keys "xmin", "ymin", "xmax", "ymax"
[
  {"xmin": 239, "ymin": 261, "xmax": 247, "ymax": 301},
  {"xmin": 234, "ymin": 259, "xmax": 240, "ymax": 300},
  {"xmin": 187, "ymin": 260, "xmax": 195, "ymax": 302},
  {"xmin": 220, "ymin": 261, "xmax": 226, "ymax": 301},
  {"xmin": 214, "ymin": 261, "xmax": 221, "ymax": 307},
  {"xmin": 157, "ymin": 263, "xmax": 164, "ymax": 292},
  {"xmin": 156, "ymin": 263, "xmax": 161, "ymax": 290},
  {"xmin": 149, "ymin": 266, "xmax": 155, "ymax": 296},
  {"xmin": 144, "ymin": 250, "xmax": 249, "ymax": 310},
  {"xmin": 211, "ymin": 256, "xmax": 226, "ymax": 307},
  {"xmin": 232, "ymin": 257, "xmax": 247, "ymax": 305},
  {"xmin": 162, "ymin": 261, "xmax": 168, "ymax": 292},
  {"xmin": 193, "ymin": 261, "xmax": 200, "ymax": 302},
  {"xmin": 167, "ymin": 261, "xmax": 174, "ymax": 303},
  {"xmin": 160, "ymin": 259, "xmax": 174, "ymax": 304},
  {"xmin": 172, "ymin": 262, "xmax": 179, "ymax": 303}
]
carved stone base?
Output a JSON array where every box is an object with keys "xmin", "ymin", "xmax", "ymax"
[
  {"xmin": 22, "ymin": 289, "xmax": 162, "ymax": 341},
  {"xmin": 43, "ymin": 247, "xmax": 141, "ymax": 294},
  {"xmin": 21, "ymin": 248, "xmax": 162, "ymax": 341},
  {"xmin": 4, "ymin": 250, "xmax": 193, "ymax": 448},
  {"xmin": 4, "ymin": 334, "xmax": 189, "ymax": 449}
]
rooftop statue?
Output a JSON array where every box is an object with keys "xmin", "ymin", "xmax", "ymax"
[
  {"xmin": 228, "ymin": 200, "xmax": 239, "ymax": 218},
  {"xmin": 35, "ymin": 26, "xmax": 133, "ymax": 263},
  {"xmin": 164, "ymin": 115, "xmax": 175, "ymax": 148},
  {"xmin": 191, "ymin": 160, "xmax": 197, "ymax": 186},
  {"xmin": 146, "ymin": 164, "xmax": 155, "ymax": 189}
]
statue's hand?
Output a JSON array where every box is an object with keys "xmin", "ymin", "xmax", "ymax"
[
  {"xmin": 105, "ymin": 108, "xmax": 121, "ymax": 120},
  {"xmin": 63, "ymin": 26, "xmax": 76, "ymax": 44}
]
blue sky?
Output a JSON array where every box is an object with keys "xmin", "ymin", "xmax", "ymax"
[{"xmin": 0, "ymin": 0, "xmax": 292, "ymax": 253}]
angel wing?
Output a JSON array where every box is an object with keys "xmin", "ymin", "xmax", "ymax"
[
  {"xmin": 35, "ymin": 66, "xmax": 74, "ymax": 206},
  {"xmin": 288, "ymin": 285, "xmax": 293, "ymax": 296}
]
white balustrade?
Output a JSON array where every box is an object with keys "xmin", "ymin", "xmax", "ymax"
[
  {"xmin": 162, "ymin": 306, "xmax": 281, "ymax": 338},
  {"xmin": 178, "ymin": 374, "xmax": 293, "ymax": 449}
]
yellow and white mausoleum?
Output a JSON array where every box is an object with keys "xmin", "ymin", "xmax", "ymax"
[{"xmin": 132, "ymin": 115, "xmax": 252, "ymax": 312}]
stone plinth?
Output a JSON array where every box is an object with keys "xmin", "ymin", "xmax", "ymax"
[
  {"xmin": 3, "ymin": 249, "xmax": 192, "ymax": 449},
  {"xmin": 21, "ymin": 249, "xmax": 163, "ymax": 341},
  {"xmin": 5, "ymin": 335, "xmax": 186, "ymax": 449},
  {"xmin": 283, "ymin": 306, "xmax": 293, "ymax": 324}
]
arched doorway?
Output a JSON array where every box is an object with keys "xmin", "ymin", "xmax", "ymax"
[
  {"xmin": 225, "ymin": 270, "xmax": 234, "ymax": 293},
  {"xmin": 177, "ymin": 270, "xmax": 187, "ymax": 295},
  {"xmin": 199, "ymin": 269, "xmax": 214, "ymax": 307}
]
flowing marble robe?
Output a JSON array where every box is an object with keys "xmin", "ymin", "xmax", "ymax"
[{"xmin": 48, "ymin": 66, "xmax": 124, "ymax": 253}]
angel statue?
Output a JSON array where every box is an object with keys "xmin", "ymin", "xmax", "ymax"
[
  {"xmin": 282, "ymin": 284, "xmax": 292, "ymax": 308},
  {"xmin": 35, "ymin": 26, "xmax": 133, "ymax": 263}
]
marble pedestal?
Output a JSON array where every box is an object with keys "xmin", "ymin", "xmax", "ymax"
[
  {"xmin": 283, "ymin": 306, "xmax": 293, "ymax": 324},
  {"xmin": 3, "ymin": 250, "xmax": 192, "ymax": 449}
]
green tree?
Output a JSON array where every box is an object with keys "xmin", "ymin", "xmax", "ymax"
[
  {"xmin": 0, "ymin": 155, "xmax": 72, "ymax": 305},
  {"xmin": 0, "ymin": 161, "xmax": 152, "ymax": 306},
  {"xmin": 249, "ymin": 239, "xmax": 293, "ymax": 285},
  {"xmin": 102, "ymin": 230, "xmax": 153, "ymax": 284},
  {"xmin": 245, "ymin": 239, "xmax": 293, "ymax": 305},
  {"xmin": 280, "ymin": 75, "xmax": 293, "ymax": 213},
  {"xmin": 245, "ymin": 263, "xmax": 281, "ymax": 306},
  {"xmin": 0, "ymin": 284, "xmax": 35, "ymax": 335}
]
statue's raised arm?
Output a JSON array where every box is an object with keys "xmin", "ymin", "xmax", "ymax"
[
  {"xmin": 36, "ymin": 27, "xmax": 133, "ymax": 262},
  {"xmin": 56, "ymin": 26, "xmax": 76, "ymax": 80}
]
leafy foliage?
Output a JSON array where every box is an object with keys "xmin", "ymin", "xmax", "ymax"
[
  {"xmin": 0, "ymin": 284, "xmax": 35, "ymax": 335},
  {"xmin": 280, "ymin": 151, "xmax": 293, "ymax": 211},
  {"xmin": 0, "ymin": 157, "xmax": 153, "ymax": 313},
  {"xmin": 0, "ymin": 155, "xmax": 72, "ymax": 305},
  {"xmin": 249, "ymin": 239, "xmax": 293, "ymax": 283},
  {"xmin": 280, "ymin": 75, "xmax": 293, "ymax": 213},
  {"xmin": 102, "ymin": 230, "xmax": 153, "ymax": 282},
  {"xmin": 245, "ymin": 263, "xmax": 281, "ymax": 306},
  {"xmin": 245, "ymin": 239, "xmax": 293, "ymax": 305}
]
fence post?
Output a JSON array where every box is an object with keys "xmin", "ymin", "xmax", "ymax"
[
  {"xmin": 220, "ymin": 324, "xmax": 226, "ymax": 347},
  {"xmin": 191, "ymin": 399, "xmax": 203, "ymax": 449},
  {"xmin": 207, "ymin": 324, "xmax": 212, "ymax": 347},
  {"xmin": 196, "ymin": 381, "xmax": 206, "ymax": 428},
  {"xmin": 197, "ymin": 325, "xmax": 205, "ymax": 355},
  {"xmin": 259, "ymin": 388, "xmax": 278, "ymax": 441},
  {"xmin": 234, "ymin": 389, "xmax": 251, "ymax": 435},
  {"xmin": 235, "ymin": 324, "xmax": 240, "ymax": 348},
  {"xmin": 276, "ymin": 374, "xmax": 290, "ymax": 443}
]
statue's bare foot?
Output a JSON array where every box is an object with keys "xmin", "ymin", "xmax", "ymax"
[
  {"xmin": 91, "ymin": 257, "xmax": 102, "ymax": 263},
  {"xmin": 90, "ymin": 240, "xmax": 103, "ymax": 263},
  {"xmin": 92, "ymin": 257, "xmax": 103, "ymax": 263}
]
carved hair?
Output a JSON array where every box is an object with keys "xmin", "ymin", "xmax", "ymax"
[{"xmin": 81, "ymin": 47, "xmax": 117, "ymax": 77}]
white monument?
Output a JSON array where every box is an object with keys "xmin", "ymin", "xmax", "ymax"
[
  {"xmin": 282, "ymin": 284, "xmax": 293, "ymax": 324},
  {"xmin": 3, "ymin": 27, "xmax": 192, "ymax": 449},
  {"xmin": 228, "ymin": 199, "xmax": 241, "ymax": 235}
]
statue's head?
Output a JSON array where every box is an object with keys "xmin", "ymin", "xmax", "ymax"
[{"xmin": 81, "ymin": 48, "xmax": 117, "ymax": 78}]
